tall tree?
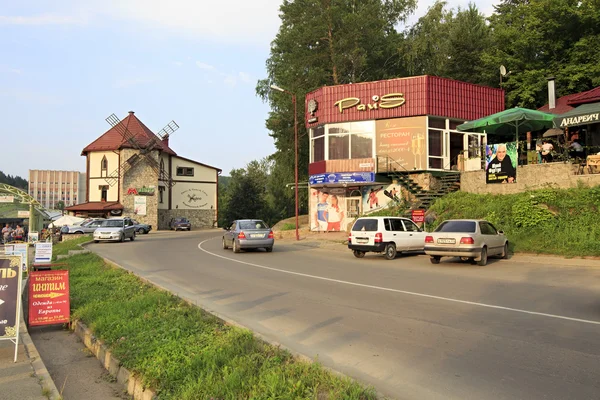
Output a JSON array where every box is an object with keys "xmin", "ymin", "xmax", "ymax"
[
  {"xmin": 257, "ymin": 0, "xmax": 416, "ymax": 220},
  {"xmin": 0, "ymin": 171, "xmax": 28, "ymax": 190}
]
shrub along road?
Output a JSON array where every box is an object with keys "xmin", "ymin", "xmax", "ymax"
[{"xmin": 88, "ymin": 230, "xmax": 600, "ymax": 400}]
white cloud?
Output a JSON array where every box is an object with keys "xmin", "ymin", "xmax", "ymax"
[
  {"xmin": 223, "ymin": 74, "xmax": 237, "ymax": 87},
  {"xmin": 0, "ymin": 13, "xmax": 88, "ymax": 26},
  {"xmin": 195, "ymin": 61, "xmax": 215, "ymax": 70}
]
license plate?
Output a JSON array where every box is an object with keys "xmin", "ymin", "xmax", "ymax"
[
  {"xmin": 356, "ymin": 238, "xmax": 368, "ymax": 244},
  {"xmin": 250, "ymin": 234, "xmax": 263, "ymax": 238},
  {"xmin": 437, "ymin": 238, "xmax": 456, "ymax": 244},
  {"xmin": 101, "ymin": 236, "xmax": 110, "ymax": 239}
]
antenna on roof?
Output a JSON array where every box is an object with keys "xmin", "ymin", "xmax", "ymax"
[{"xmin": 499, "ymin": 65, "xmax": 511, "ymax": 86}]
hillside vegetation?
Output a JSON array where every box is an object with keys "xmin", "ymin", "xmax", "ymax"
[{"xmin": 427, "ymin": 186, "xmax": 600, "ymax": 257}]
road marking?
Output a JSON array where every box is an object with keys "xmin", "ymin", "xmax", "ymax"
[{"xmin": 199, "ymin": 239, "xmax": 600, "ymax": 326}]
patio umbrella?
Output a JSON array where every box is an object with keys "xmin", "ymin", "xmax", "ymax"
[
  {"xmin": 542, "ymin": 128, "xmax": 565, "ymax": 138},
  {"xmin": 457, "ymin": 107, "xmax": 556, "ymax": 142}
]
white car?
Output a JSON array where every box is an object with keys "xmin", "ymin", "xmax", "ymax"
[
  {"xmin": 93, "ymin": 218, "xmax": 136, "ymax": 243},
  {"xmin": 348, "ymin": 216, "xmax": 426, "ymax": 260},
  {"xmin": 424, "ymin": 219, "xmax": 508, "ymax": 266}
]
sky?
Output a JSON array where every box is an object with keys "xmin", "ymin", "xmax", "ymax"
[{"xmin": 0, "ymin": 0, "xmax": 497, "ymax": 180}]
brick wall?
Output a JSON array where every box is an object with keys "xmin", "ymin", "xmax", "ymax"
[
  {"xmin": 461, "ymin": 163, "xmax": 600, "ymax": 194},
  {"xmin": 158, "ymin": 209, "xmax": 217, "ymax": 230}
]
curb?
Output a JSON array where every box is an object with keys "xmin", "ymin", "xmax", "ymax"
[
  {"xmin": 19, "ymin": 278, "xmax": 62, "ymax": 400},
  {"xmin": 80, "ymin": 242, "xmax": 387, "ymax": 400}
]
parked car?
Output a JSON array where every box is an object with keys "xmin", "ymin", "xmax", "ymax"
[
  {"xmin": 93, "ymin": 217, "xmax": 136, "ymax": 243},
  {"xmin": 170, "ymin": 217, "xmax": 191, "ymax": 231},
  {"xmin": 132, "ymin": 220, "xmax": 152, "ymax": 234},
  {"xmin": 424, "ymin": 219, "xmax": 508, "ymax": 266},
  {"xmin": 348, "ymin": 216, "xmax": 426, "ymax": 260},
  {"xmin": 61, "ymin": 218, "xmax": 105, "ymax": 234},
  {"xmin": 222, "ymin": 219, "xmax": 274, "ymax": 253}
]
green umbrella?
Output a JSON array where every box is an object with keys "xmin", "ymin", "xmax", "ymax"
[{"xmin": 457, "ymin": 107, "xmax": 556, "ymax": 141}]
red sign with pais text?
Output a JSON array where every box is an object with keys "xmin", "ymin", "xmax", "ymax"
[
  {"xmin": 411, "ymin": 209, "xmax": 425, "ymax": 223},
  {"xmin": 28, "ymin": 270, "xmax": 70, "ymax": 326}
]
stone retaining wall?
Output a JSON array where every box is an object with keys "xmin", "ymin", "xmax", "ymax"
[
  {"xmin": 157, "ymin": 209, "xmax": 217, "ymax": 230},
  {"xmin": 461, "ymin": 162, "xmax": 600, "ymax": 194}
]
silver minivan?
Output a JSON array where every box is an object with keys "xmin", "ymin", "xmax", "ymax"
[{"xmin": 348, "ymin": 216, "xmax": 426, "ymax": 259}]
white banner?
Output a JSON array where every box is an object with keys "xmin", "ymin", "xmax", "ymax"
[
  {"xmin": 34, "ymin": 242, "xmax": 53, "ymax": 263},
  {"xmin": 17, "ymin": 210, "xmax": 30, "ymax": 218},
  {"xmin": 0, "ymin": 195, "xmax": 14, "ymax": 203},
  {"xmin": 134, "ymin": 196, "xmax": 147, "ymax": 216}
]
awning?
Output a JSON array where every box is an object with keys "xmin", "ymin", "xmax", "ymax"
[
  {"xmin": 65, "ymin": 202, "xmax": 123, "ymax": 211},
  {"xmin": 554, "ymin": 102, "xmax": 600, "ymax": 128}
]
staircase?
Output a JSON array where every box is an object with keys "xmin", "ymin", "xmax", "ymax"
[{"xmin": 376, "ymin": 156, "xmax": 461, "ymax": 213}]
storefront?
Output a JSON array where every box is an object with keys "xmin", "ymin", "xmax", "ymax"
[{"xmin": 305, "ymin": 75, "xmax": 504, "ymax": 231}]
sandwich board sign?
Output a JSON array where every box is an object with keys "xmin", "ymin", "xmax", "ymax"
[{"xmin": 0, "ymin": 255, "xmax": 23, "ymax": 362}]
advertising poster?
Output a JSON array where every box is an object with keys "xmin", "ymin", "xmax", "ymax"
[
  {"xmin": 411, "ymin": 209, "xmax": 425, "ymax": 223},
  {"xmin": 485, "ymin": 142, "xmax": 517, "ymax": 184},
  {"xmin": 5, "ymin": 244, "xmax": 28, "ymax": 272},
  {"xmin": 134, "ymin": 196, "xmax": 147, "ymax": 216},
  {"xmin": 29, "ymin": 232, "xmax": 39, "ymax": 244},
  {"xmin": 376, "ymin": 117, "xmax": 427, "ymax": 170},
  {"xmin": 0, "ymin": 256, "xmax": 22, "ymax": 339},
  {"xmin": 310, "ymin": 188, "xmax": 348, "ymax": 232},
  {"xmin": 28, "ymin": 270, "xmax": 70, "ymax": 326},
  {"xmin": 361, "ymin": 183, "xmax": 402, "ymax": 213},
  {"xmin": 34, "ymin": 242, "xmax": 53, "ymax": 263}
]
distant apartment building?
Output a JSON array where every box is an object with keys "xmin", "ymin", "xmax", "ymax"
[{"xmin": 28, "ymin": 170, "xmax": 85, "ymax": 210}]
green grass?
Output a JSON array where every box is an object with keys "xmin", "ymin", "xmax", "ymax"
[
  {"xmin": 59, "ymin": 251, "xmax": 376, "ymax": 399},
  {"xmin": 280, "ymin": 222, "xmax": 296, "ymax": 231},
  {"xmin": 52, "ymin": 235, "xmax": 92, "ymax": 260},
  {"xmin": 426, "ymin": 186, "xmax": 600, "ymax": 257}
]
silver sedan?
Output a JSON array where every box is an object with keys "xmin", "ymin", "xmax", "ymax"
[
  {"xmin": 424, "ymin": 219, "xmax": 508, "ymax": 266},
  {"xmin": 222, "ymin": 219, "xmax": 274, "ymax": 253}
]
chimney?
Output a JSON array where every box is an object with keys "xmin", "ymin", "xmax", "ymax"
[
  {"xmin": 128, "ymin": 110, "xmax": 135, "ymax": 115},
  {"xmin": 547, "ymin": 77, "xmax": 556, "ymax": 110},
  {"xmin": 162, "ymin": 134, "xmax": 169, "ymax": 147}
]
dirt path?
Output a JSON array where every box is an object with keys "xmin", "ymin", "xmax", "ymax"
[{"xmin": 29, "ymin": 325, "xmax": 130, "ymax": 400}]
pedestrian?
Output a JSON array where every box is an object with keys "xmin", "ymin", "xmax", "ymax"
[
  {"xmin": 1, "ymin": 223, "xmax": 8, "ymax": 244},
  {"xmin": 14, "ymin": 225, "xmax": 24, "ymax": 241}
]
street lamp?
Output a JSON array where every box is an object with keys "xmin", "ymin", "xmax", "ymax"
[{"xmin": 271, "ymin": 84, "xmax": 299, "ymax": 241}]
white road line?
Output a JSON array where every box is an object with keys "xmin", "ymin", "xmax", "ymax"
[{"xmin": 198, "ymin": 239, "xmax": 600, "ymax": 326}]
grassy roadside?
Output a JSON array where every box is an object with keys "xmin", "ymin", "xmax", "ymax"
[
  {"xmin": 52, "ymin": 235, "xmax": 92, "ymax": 260},
  {"xmin": 427, "ymin": 186, "xmax": 600, "ymax": 257},
  {"xmin": 58, "ymin": 242, "xmax": 376, "ymax": 399}
]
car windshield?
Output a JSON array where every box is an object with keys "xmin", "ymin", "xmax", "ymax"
[
  {"xmin": 352, "ymin": 219, "xmax": 378, "ymax": 232},
  {"xmin": 435, "ymin": 221, "xmax": 476, "ymax": 233},
  {"xmin": 239, "ymin": 221, "xmax": 268, "ymax": 230},
  {"xmin": 101, "ymin": 220, "xmax": 124, "ymax": 228},
  {"xmin": 176, "ymin": 219, "xmax": 189, "ymax": 223}
]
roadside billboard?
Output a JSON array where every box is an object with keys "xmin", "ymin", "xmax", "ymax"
[
  {"xmin": 485, "ymin": 142, "xmax": 517, "ymax": 184},
  {"xmin": 28, "ymin": 270, "xmax": 70, "ymax": 326}
]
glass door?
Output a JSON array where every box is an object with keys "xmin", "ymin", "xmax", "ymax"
[{"xmin": 428, "ymin": 129, "xmax": 449, "ymax": 170}]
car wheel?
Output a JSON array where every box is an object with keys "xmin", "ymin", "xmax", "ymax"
[
  {"xmin": 75, "ymin": 231, "xmax": 84, "ymax": 234},
  {"xmin": 222, "ymin": 237, "xmax": 228, "ymax": 249},
  {"xmin": 384, "ymin": 243, "xmax": 397, "ymax": 260},
  {"xmin": 130, "ymin": 233, "xmax": 135, "ymax": 241},
  {"xmin": 353, "ymin": 250, "xmax": 365, "ymax": 258},
  {"xmin": 233, "ymin": 240, "xmax": 241, "ymax": 253},
  {"xmin": 94, "ymin": 240, "xmax": 99, "ymax": 243},
  {"xmin": 477, "ymin": 247, "xmax": 488, "ymax": 266},
  {"xmin": 430, "ymin": 256, "xmax": 441, "ymax": 264},
  {"xmin": 137, "ymin": 228, "xmax": 144, "ymax": 234},
  {"xmin": 119, "ymin": 233, "xmax": 124, "ymax": 243},
  {"xmin": 265, "ymin": 247, "xmax": 273, "ymax": 253},
  {"xmin": 501, "ymin": 242, "xmax": 508, "ymax": 259}
]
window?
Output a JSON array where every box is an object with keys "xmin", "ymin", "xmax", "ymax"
[
  {"xmin": 311, "ymin": 126, "xmax": 325, "ymax": 162},
  {"xmin": 176, "ymin": 167, "xmax": 194, "ymax": 176},
  {"xmin": 385, "ymin": 218, "xmax": 405, "ymax": 232},
  {"xmin": 101, "ymin": 156, "xmax": 108, "ymax": 177},
  {"xmin": 435, "ymin": 221, "xmax": 476, "ymax": 233},
  {"xmin": 351, "ymin": 218, "xmax": 378, "ymax": 232},
  {"xmin": 99, "ymin": 185, "xmax": 109, "ymax": 201},
  {"xmin": 403, "ymin": 220, "xmax": 421, "ymax": 232},
  {"xmin": 159, "ymin": 186, "xmax": 165, "ymax": 204},
  {"xmin": 479, "ymin": 222, "xmax": 497, "ymax": 235}
]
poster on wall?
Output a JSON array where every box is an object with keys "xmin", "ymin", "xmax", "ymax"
[
  {"xmin": 485, "ymin": 142, "xmax": 517, "ymax": 184},
  {"xmin": 362, "ymin": 183, "xmax": 402, "ymax": 213},
  {"xmin": 310, "ymin": 188, "xmax": 348, "ymax": 232},
  {"xmin": 376, "ymin": 117, "xmax": 427, "ymax": 170},
  {"xmin": 0, "ymin": 255, "xmax": 23, "ymax": 362},
  {"xmin": 134, "ymin": 196, "xmax": 147, "ymax": 215}
]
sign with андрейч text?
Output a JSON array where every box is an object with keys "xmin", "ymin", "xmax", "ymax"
[
  {"xmin": 0, "ymin": 256, "xmax": 22, "ymax": 339},
  {"xmin": 34, "ymin": 242, "xmax": 53, "ymax": 263},
  {"xmin": 28, "ymin": 270, "xmax": 70, "ymax": 326},
  {"xmin": 309, "ymin": 172, "xmax": 375, "ymax": 185}
]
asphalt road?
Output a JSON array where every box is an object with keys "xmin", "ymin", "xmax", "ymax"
[{"xmin": 87, "ymin": 231, "xmax": 600, "ymax": 400}]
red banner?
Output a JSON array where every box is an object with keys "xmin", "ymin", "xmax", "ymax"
[
  {"xmin": 28, "ymin": 270, "xmax": 70, "ymax": 326},
  {"xmin": 411, "ymin": 209, "xmax": 425, "ymax": 223}
]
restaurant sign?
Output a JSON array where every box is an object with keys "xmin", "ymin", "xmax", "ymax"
[
  {"xmin": 557, "ymin": 113, "xmax": 599, "ymax": 127},
  {"xmin": 334, "ymin": 93, "xmax": 406, "ymax": 113},
  {"xmin": 127, "ymin": 186, "xmax": 155, "ymax": 196},
  {"xmin": 28, "ymin": 270, "xmax": 70, "ymax": 326},
  {"xmin": 309, "ymin": 172, "xmax": 375, "ymax": 185}
]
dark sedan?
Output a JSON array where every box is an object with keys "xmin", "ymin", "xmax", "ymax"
[
  {"xmin": 170, "ymin": 217, "xmax": 191, "ymax": 231},
  {"xmin": 222, "ymin": 219, "xmax": 274, "ymax": 253}
]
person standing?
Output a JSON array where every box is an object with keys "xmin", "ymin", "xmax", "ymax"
[
  {"xmin": 541, "ymin": 140, "xmax": 554, "ymax": 163},
  {"xmin": 1, "ymin": 223, "xmax": 9, "ymax": 244}
]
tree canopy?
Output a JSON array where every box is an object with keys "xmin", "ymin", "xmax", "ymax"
[{"xmin": 0, "ymin": 171, "xmax": 28, "ymax": 190}]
